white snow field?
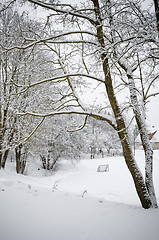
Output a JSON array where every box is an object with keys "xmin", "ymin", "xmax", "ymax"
[{"xmin": 0, "ymin": 150, "xmax": 159, "ymax": 240}]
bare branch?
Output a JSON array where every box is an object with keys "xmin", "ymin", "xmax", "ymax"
[
  {"xmin": 17, "ymin": 110, "xmax": 117, "ymax": 130},
  {"xmin": 19, "ymin": 117, "xmax": 45, "ymax": 143},
  {"xmin": 14, "ymin": 73, "xmax": 104, "ymax": 95},
  {"xmin": 67, "ymin": 116, "xmax": 88, "ymax": 132},
  {"xmin": 0, "ymin": 0, "xmax": 16, "ymax": 13},
  {"xmin": 145, "ymin": 75, "xmax": 159, "ymax": 99},
  {"xmin": 1, "ymin": 31, "xmax": 97, "ymax": 53},
  {"xmin": 146, "ymin": 91, "xmax": 159, "ymax": 100},
  {"xmin": 27, "ymin": 0, "xmax": 97, "ymax": 25}
]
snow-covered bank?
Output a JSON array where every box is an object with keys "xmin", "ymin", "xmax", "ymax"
[
  {"xmin": 19, "ymin": 150, "xmax": 159, "ymax": 206},
  {"xmin": 0, "ymin": 150, "xmax": 159, "ymax": 240}
]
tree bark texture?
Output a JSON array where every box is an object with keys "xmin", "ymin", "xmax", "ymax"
[
  {"xmin": 92, "ymin": 0, "xmax": 154, "ymax": 209},
  {"xmin": 0, "ymin": 107, "xmax": 2, "ymax": 168},
  {"xmin": 15, "ymin": 145, "xmax": 26, "ymax": 174},
  {"xmin": 24, "ymin": 0, "xmax": 158, "ymax": 208},
  {"xmin": 154, "ymin": 0, "xmax": 159, "ymax": 35},
  {"xmin": 126, "ymin": 73, "xmax": 158, "ymax": 208},
  {"xmin": 0, "ymin": 100, "xmax": 4, "ymax": 168}
]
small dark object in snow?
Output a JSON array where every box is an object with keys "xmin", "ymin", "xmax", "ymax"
[
  {"xmin": 97, "ymin": 164, "xmax": 109, "ymax": 172},
  {"xmin": 82, "ymin": 190, "xmax": 87, "ymax": 197},
  {"xmin": 52, "ymin": 181, "xmax": 58, "ymax": 190}
]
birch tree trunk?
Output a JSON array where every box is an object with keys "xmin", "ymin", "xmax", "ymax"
[
  {"xmin": 25, "ymin": 0, "xmax": 158, "ymax": 208},
  {"xmin": 92, "ymin": 0, "xmax": 155, "ymax": 209},
  {"xmin": 119, "ymin": 65, "xmax": 158, "ymax": 208}
]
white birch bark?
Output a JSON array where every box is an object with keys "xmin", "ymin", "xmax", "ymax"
[{"xmin": 119, "ymin": 61, "xmax": 158, "ymax": 208}]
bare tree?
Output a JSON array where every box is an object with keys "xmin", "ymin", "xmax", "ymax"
[
  {"xmin": 23, "ymin": 0, "xmax": 158, "ymax": 208},
  {"xmin": 0, "ymin": 7, "xmax": 22, "ymax": 168},
  {"xmin": 2, "ymin": 0, "xmax": 158, "ymax": 208}
]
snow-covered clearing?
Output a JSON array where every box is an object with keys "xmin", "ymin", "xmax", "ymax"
[{"xmin": 0, "ymin": 150, "xmax": 159, "ymax": 240}]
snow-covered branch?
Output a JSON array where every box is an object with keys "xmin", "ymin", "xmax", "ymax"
[
  {"xmin": 27, "ymin": 0, "xmax": 96, "ymax": 25},
  {"xmin": 67, "ymin": 116, "xmax": 88, "ymax": 132},
  {"xmin": 17, "ymin": 110, "xmax": 117, "ymax": 130},
  {"xmin": 1, "ymin": 31, "xmax": 97, "ymax": 53},
  {"xmin": 14, "ymin": 73, "xmax": 104, "ymax": 95}
]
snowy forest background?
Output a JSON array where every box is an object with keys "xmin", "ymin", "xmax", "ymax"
[
  {"xmin": 0, "ymin": 0, "xmax": 159, "ymax": 211},
  {"xmin": 0, "ymin": 0, "xmax": 124, "ymax": 172},
  {"xmin": 0, "ymin": 1, "xmax": 159, "ymax": 239}
]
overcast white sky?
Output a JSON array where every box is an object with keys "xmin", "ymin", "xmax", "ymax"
[{"xmin": 147, "ymin": 95, "xmax": 159, "ymax": 130}]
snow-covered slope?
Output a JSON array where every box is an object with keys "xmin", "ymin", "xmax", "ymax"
[{"xmin": 0, "ymin": 150, "xmax": 159, "ymax": 240}]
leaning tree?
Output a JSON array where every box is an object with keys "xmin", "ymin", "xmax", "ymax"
[
  {"xmin": 22, "ymin": 0, "xmax": 158, "ymax": 208},
  {"xmin": 3, "ymin": 0, "xmax": 158, "ymax": 208}
]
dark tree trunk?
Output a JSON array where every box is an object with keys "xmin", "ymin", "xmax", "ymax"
[
  {"xmin": 1, "ymin": 149, "xmax": 9, "ymax": 169},
  {"xmin": 26, "ymin": 0, "xmax": 157, "ymax": 208},
  {"xmin": 92, "ymin": 0, "xmax": 153, "ymax": 209},
  {"xmin": 0, "ymin": 153, "xmax": 2, "ymax": 169},
  {"xmin": 102, "ymin": 58, "xmax": 152, "ymax": 209},
  {"xmin": 15, "ymin": 144, "xmax": 26, "ymax": 174},
  {"xmin": 154, "ymin": 0, "xmax": 159, "ymax": 34},
  {"xmin": 0, "ymin": 105, "xmax": 2, "ymax": 169}
]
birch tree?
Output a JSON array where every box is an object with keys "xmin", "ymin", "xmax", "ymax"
[
  {"xmin": 3, "ymin": 0, "xmax": 158, "ymax": 208},
  {"xmin": 31, "ymin": 0, "xmax": 159, "ymax": 208}
]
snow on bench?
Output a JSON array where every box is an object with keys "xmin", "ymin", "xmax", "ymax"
[{"xmin": 97, "ymin": 164, "xmax": 109, "ymax": 172}]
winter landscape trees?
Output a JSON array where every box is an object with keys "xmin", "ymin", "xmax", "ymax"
[
  {"xmin": 0, "ymin": 0, "xmax": 159, "ymax": 209},
  {"xmin": 0, "ymin": 6, "xmax": 28, "ymax": 170}
]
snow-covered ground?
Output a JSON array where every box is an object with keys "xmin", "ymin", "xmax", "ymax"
[{"xmin": 0, "ymin": 150, "xmax": 159, "ymax": 240}]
